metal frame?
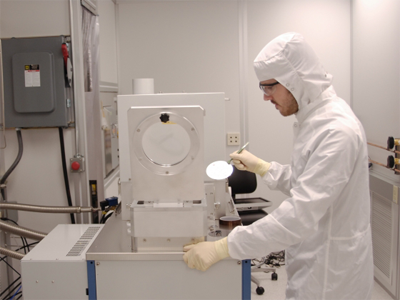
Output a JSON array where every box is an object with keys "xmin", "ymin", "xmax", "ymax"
[{"xmin": 131, "ymin": 110, "xmax": 200, "ymax": 175}]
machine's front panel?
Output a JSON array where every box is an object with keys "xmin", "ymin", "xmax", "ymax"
[{"xmin": 94, "ymin": 259, "xmax": 243, "ymax": 300}]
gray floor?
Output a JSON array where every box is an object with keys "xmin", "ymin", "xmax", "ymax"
[{"xmin": 250, "ymin": 266, "xmax": 395, "ymax": 300}]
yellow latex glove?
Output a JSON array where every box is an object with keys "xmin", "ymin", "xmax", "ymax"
[
  {"xmin": 229, "ymin": 149, "xmax": 271, "ymax": 176},
  {"xmin": 183, "ymin": 236, "xmax": 205, "ymax": 247},
  {"xmin": 183, "ymin": 237, "xmax": 230, "ymax": 271}
]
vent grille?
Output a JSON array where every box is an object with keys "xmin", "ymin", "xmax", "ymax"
[
  {"xmin": 66, "ymin": 227, "xmax": 100, "ymax": 257},
  {"xmin": 371, "ymin": 191, "xmax": 392, "ymax": 278}
]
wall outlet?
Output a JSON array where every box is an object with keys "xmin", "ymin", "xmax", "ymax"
[{"xmin": 227, "ymin": 132, "xmax": 240, "ymax": 145}]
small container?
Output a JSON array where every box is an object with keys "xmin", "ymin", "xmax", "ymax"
[{"xmin": 219, "ymin": 216, "xmax": 242, "ymax": 230}]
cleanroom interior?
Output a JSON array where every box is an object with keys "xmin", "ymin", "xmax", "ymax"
[{"xmin": 0, "ymin": 0, "xmax": 399, "ymax": 299}]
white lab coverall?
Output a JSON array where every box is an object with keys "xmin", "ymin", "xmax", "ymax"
[{"xmin": 227, "ymin": 33, "xmax": 374, "ymax": 300}]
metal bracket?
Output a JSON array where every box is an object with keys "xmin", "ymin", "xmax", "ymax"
[{"xmin": 70, "ymin": 155, "xmax": 85, "ymax": 173}]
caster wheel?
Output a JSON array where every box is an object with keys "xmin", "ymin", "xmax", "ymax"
[
  {"xmin": 256, "ymin": 286, "xmax": 265, "ymax": 295},
  {"xmin": 271, "ymin": 272, "xmax": 278, "ymax": 281}
]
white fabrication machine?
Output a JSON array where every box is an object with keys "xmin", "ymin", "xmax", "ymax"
[{"xmin": 21, "ymin": 92, "xmax": 252, "ymax": 300}]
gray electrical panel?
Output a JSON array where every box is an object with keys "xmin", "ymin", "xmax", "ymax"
[{"xmin": 1, "ymin": 36, "xmax": 72, "ymax": 128}]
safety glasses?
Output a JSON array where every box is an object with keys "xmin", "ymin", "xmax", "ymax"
[{"xmin": 259, "ymin": 81, "xmax": 280, "ymax": 96}]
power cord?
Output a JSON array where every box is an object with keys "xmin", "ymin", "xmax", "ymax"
[
  {"xmin": 0, "ymin": 276, "xmax": 21, "ymax": 300},
  {"xmin": 58, "ymin": 127, "xmax": 75, "ymax": 224},
  {"xmin": 0, "ymin": 129, "xmax": 23, "ymax": 201},
  {"xmin": 6, "ymin": 285, "xmax": 21, "ymax": 300},
  {"xmin": 0, "ymin": 222, "xmax": 38, "ymax": 300},
  {"xmin": 99, "ymin": 197, "xmax": 118, "ymax": 224},
  {"xmin": 252, "ymin": 250, "xmax": 285, "ymax": 268}
]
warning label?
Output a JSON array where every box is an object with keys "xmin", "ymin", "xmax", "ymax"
[{"xmin": 24, "ymin": 64, "xmax": 40, "ymax": 87}]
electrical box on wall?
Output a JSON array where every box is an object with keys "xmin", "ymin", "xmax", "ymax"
[{"xmin": 1, "ymin": 36, "xmax": 72, "ymax": 128}]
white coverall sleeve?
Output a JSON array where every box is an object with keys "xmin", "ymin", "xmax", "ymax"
[
  {"xmin": 262, "ymin": 161, "xmax": 292, "ymax": 196},
  {"xmin": 227, "ymin": 128, "xmax": 360, "ymax": 259}
]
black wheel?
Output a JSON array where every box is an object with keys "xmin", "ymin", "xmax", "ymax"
[
  {"xmin": 256, "ymin": 286, "xmax": 265, "ymax": 295},
  {"xmin": 271, "ymin": 272, "xmax": 278, "ymax": 280}
]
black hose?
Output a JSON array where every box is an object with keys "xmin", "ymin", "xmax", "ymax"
[
  {"xmin": 58, "ymin": 127, "xmax": 75, "ymax": 224},
  {"xmin": 103, "ymin": 211, "xmax": 114, "ymax": 223},
  {"xmin": 0, "ymin": 129, "xmax": 23, "ymax": 185},
  {"xmin": 100, "ymin": 210, "xmax": 114, "ymax": 224},
  {"xmin": 0, "ymin": 129, "xmax": 23, "ymax": 200}
]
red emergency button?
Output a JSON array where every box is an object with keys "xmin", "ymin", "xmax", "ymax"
[{"xmin": 71, "ymin": 161, "xmax": 80, "ymax": 171}]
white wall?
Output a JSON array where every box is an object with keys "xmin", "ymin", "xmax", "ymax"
[
  {"xmin": 98, "ymin": 0, "xmax": 119, "ymax": 84},
  {"xmin": 115, "ymin": 0, "xmax": 351, "ymax": 212},
  {"xmin": 352, "ymin": 0, "xmax": 400, "ymax": 184},
  {"xmin": 0, "ymin": 0, "xmax": 70, "ymax": 38}
]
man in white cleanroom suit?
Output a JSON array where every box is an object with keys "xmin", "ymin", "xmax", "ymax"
[{"xmin": 183, "ymin": 32, "xmax": 374, "ymax": 300}]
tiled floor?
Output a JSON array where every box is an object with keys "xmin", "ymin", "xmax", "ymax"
[{"xmin": 250, "ymin": 266, "xmax": 395, "ymax": 300}]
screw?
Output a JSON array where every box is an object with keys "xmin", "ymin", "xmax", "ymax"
[
  {"xmin": 237, "ymin": 261, "xmax": 241, "ymax": 265},
  {"xmin": 96, "ymin": 262, "xmax": 100, "ymax": 266}
]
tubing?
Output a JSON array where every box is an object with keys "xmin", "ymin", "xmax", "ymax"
[
  {"xmin": 0, "ymin": 220, "xmax": 46, "ymax": 240},
  {"xmin": 0, "ymin": 246, "xmax": 24, "ymax": 260},
  {"xmin": 1, "ymin": 128, "xmax": 23, "ymax": 200},
  {"xmin": 0, "ymin": 129, "xmax": 23, "ymax": 186},
  {"xmin": 369, "ymin": 159, "xmax": 400, "ymax": 173},
  {"xmin": 59, "ymin": 127, "xmax": 76, "ymax": 224},
  {"xmin": 368, "ymin": 142, "xmax": 400, "ymax": 155},
  {"xmin": 0, "ymin": 203, "xmax": 96, "ymax": 213}
]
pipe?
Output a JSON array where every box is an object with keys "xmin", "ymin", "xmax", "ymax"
[
  {"xmin": 369, "ymin": 159, "xmax": 400, "ymax": 173},
  {"xmin": 0, "ymin": 246, "xmax": 24, "ymax": 260},
  {"xmin": 367, "ymin": 142, "xmax": 400, "ymax": 155},
  {"xmin": 69, "ymin": 0, "xmax": 80, "ymax": 155},
  {"xmin": 0, "ymin": 220, "xmax": 46, "ymax": 240},
  {"xmin": 0, "ymin": 203, "xmax": 97, "ymax": 213},
  {"xmin": 0, "ymin": 40, "xmax": 6, "ymax": 151}
]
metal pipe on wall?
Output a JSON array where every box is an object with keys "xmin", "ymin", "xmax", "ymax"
[
  {"xmin": 0, "ymin": 203, "xmax": 97, "ymax": 213},
  {"xmin": 0, "ymin": 221, "xmax": 46, "ymax": 240},
  {"xmin": 368, "ymin": 141, "xmax": 400, "ymax": 155},
  {"xmin": 68, "ymin": 0, "xmax": 93, "ymax": 223},
  {"xmin": 0, "ymin": 246, "xmax": 24, "ymax": 260},
  {"xmin": 369, "ymin": 158, "xmax": 400, "ymax": 173}
]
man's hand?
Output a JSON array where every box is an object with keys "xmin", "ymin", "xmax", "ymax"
[
  {"xmin": 229, "ymin": 150, "xmax": 271, "ymax": 176},
  {"xmin": 183, "ymin": 237, "xmax": 229, "ymax": 271}
]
